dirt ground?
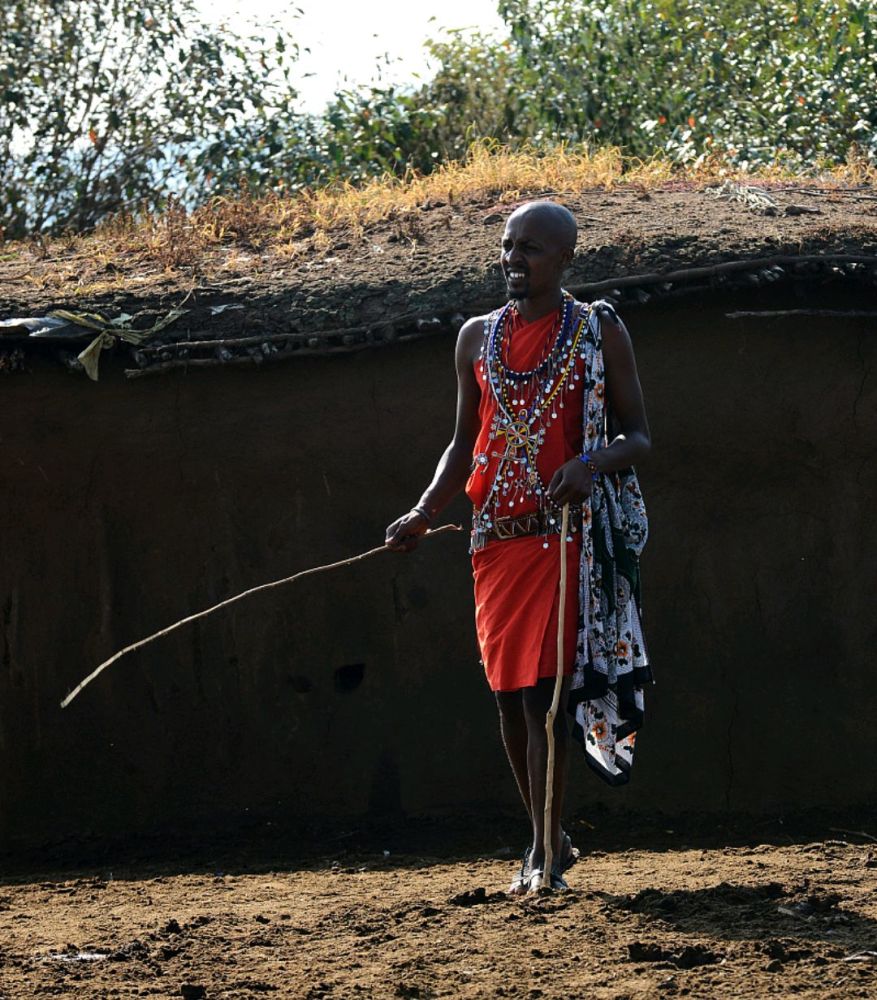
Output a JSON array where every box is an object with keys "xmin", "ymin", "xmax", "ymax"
[{"xmin": 2, "ymin": 818, "xmax": 876, "ymax": 1000}]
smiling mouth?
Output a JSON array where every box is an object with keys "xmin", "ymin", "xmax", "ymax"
[{"xmin": 505, "ymin": 270, "xmax": 528, "ymax": 283}]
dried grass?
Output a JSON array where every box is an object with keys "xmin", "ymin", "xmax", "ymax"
[{"xmin": 10, "ymin": 141, "xmax": 877, "ymax": 272}]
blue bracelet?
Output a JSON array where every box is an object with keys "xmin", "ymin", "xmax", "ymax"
[{"xmin": 579, "ymin": 453, "xmax": 600, "ymax": 480}]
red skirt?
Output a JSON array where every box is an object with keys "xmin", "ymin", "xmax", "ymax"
[{"xmin": 472, "ymin": 533, "xmax": 581, "ymax": 692}]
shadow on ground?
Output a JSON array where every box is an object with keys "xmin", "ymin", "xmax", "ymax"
[{"xmin": 2, "ymin": 804, "xmax": 875, "ymax": 886}]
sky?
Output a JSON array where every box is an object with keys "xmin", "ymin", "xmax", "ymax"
[{"xmin": 196, "ymin": 0, "xmax": 507, "ymax": 112}]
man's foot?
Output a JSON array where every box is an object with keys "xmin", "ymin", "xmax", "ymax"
[
  {"xmin": 526, "ymin": 863, "xmax": 570, "ymax": 893},
  {"xmin": 559, "ymin": 831, "xmax": 579, "ymax": 873},
  {"xmin": 507, "ymin": 846, "xmax": 532, "ymax": 896},
  {"xmin": 528, "ymin": 831, "xmax": 578, "ymax": 877},
  {"xmin": 522, "ymin": 831, "xmax": 577, "ymax": 892}
]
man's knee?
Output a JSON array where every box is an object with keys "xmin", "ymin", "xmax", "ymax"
[
  {"xmin": 521, "ymin": 677, "xmax": 552, "ymax": 710},
  {"xmin": 495, "ymin": 689, "xmax": 523, "ymax": 722},
  {"xmin": 521, "ymin": 679, "xmax": 568, "ymax": 737},
  {"xmin": 521, "ymin": 681, "xmax": 550, "ymax": 732}
]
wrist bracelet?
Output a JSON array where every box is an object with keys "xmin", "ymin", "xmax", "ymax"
[
  {"xmin": 578, "ymin": 453, "xmax": 600, "ymax": 480},
  {"xmin": 412, "ymin": 505, "xmax": 433, "ymax": 525}
]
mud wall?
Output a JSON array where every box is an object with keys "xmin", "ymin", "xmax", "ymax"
[{"xmin": 1, "ymin": 287, "xmax": 876, "ymax": 849}]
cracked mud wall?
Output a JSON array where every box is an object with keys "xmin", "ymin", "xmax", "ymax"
[{"xmin": 1, "ymin": 285, "xmax": 875, "ymax": 849}]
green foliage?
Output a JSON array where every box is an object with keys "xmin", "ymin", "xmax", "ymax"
[
  {"xmin": 460, "ymin": 0, "xmax": 877, "ymax": 166},
  {"xmin": 278, "ymin": 31, "xmax": 521, "ymax": 189},
  {"xmin": 301, "ymin": 85, "xmax": 445, "ymax": 181},
  {"xmin": 436, "ymin": 0, "xmax": 877, "ymax": 168},
  {"xmin": 0, "ymin": 0, "xmax": 301, "ymax": 237},
  {"xmin": 308, "ymin": 0, "xmax": 877, "ymax": 180}
]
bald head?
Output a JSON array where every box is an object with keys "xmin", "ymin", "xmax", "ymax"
[
  {"xmin": 506, "ymin": 201, "xmax": 577, "ymax": 253},
  {"xmin": 500, "ymin": 201, "xmax": 577, "ymax": 304}
]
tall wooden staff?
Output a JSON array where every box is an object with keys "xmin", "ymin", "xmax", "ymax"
[{"xmin": 541, "ymin": 502, "xmax": 570, "ymax": 890}]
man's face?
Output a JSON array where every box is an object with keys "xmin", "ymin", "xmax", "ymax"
[{"xmin": 500, "ymin": 210, "xmax": 573, "ymax": 301}]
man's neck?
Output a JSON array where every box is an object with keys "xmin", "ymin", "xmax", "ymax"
[{"xmin": 514, "ymin": 287, "xmax": 563, "ymax": 324}]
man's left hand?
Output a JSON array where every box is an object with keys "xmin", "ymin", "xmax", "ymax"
[{"xmin": 547, "ymin": 458, "xmax": 595, "ymax": 506}]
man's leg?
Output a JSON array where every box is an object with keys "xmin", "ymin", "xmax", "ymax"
[
  {"xmin": 522, "ymin": 676, "xmax": 571, "ymax": 872},
  {"xmin": 495, "ymin": 690, "xmax": 532, "ymax": 818}
]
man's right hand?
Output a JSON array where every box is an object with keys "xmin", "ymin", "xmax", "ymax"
[{"xmin": 385, "ymin": 510, "xmax": 430, "ymax": 552}]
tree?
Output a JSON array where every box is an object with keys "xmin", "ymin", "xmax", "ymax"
[
  {"xmin": 328, "ymin": 0, "xmax": 874, "ymax": 174},
  {"xmin": 441, "ymin": 0, "xmax": 877, "ymax": 167},
  {"xmin": 0, "ymin": 0, "xmax": 301, "ymax": 237}
]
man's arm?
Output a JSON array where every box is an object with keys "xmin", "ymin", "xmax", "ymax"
[
  {"xmin": 385, "ymin": 317, "xmax": 484, "ymax": 551},
  {"xmin": 548, "ymin": 312, "xmax": 651, "ymax": 505}
]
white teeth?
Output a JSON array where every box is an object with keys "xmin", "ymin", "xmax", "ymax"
[{"xmin": 509, "ymin": 272, "xmax": 525, "ymax": 279}]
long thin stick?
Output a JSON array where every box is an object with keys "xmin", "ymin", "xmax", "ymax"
[
  {"xmin": 727, "ymin": 309, "xmax": 877, "ymax": 319},
  {"xmin": 570, "ymin": 252, "xmax": 877, "ymax": 296},
  {"xmin": 124, "ymin": 330, "xmax": 437, "ymax": 379},
  {"xmin": 60, "ymin": 524, "xmax": 462, "ymax": 709},
  {"xmin": 134, "ymin": 307, "xmax": 428, "ymax": 354},
  {"xmin": 542, "ymin": 503, "xmax": 570, "ymax": 890}
]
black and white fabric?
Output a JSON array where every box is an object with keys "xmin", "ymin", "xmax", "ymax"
[{"xmin": 569, "ymin": 301, "xmax": 653, "ymax": 786}]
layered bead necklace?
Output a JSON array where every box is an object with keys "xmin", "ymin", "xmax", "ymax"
[{"xmin": 473, "ymin": 290, "xmax": 588, "ymax": 537}]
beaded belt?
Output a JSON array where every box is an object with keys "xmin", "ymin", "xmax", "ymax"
[{"xmin": 470, "ymin": 508, "xmax": 581, "ymax": 552}]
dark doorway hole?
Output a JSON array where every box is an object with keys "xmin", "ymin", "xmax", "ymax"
[{"xmin": 334, "ymin": 662, "xmax": 365, "ymax": 693}]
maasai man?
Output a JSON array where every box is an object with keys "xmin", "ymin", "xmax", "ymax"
[{"xmin": 386, "ymin": 201, "xmax": 652, "ymax": 892}]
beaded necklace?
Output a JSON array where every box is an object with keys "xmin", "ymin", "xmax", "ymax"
[{"xmin": 473, "ymin": 291, "xmax": 589, "ymax": 539}]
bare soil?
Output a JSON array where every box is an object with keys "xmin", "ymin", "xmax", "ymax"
[{"xmin": 3, "ymin": 824, "xmax": 876, "ymax": 1000}]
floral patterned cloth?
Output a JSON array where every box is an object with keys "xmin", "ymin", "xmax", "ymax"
[{"xmin": 571, "ymin": 300, "xmax": 652, "ymax": 786}]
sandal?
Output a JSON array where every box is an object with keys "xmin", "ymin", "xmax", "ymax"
[
  {"xmin": 512, "ymin": 833, "xmax": 577, "ymax": 894},
  {"xmin": 507, "ymin": 846, "xmax": 532, "ymax": 896},
  {"xmin": 526, "ymin": 863, "xmax": 570, "ymax": 893},
  {"xmin": 559, "ymin": 832, "xmax": 580, "ymax": 874}
]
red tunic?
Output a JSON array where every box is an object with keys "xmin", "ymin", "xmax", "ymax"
[{"xmin": 466, "ymin": 306, "xmax": 585, "ymax": 692}]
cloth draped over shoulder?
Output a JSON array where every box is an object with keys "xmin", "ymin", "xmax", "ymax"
[{"xmin": 572, "ymin": 300, "xmax": 652, "ymax": 786}]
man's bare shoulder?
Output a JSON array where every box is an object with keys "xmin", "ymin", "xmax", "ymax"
[
  {"xmin": 588, "ymin": 299, "xmax": 626, "ymax": 339},
  {"xmin": 455, "ymin": 313, "xmax": 490, "ymax": 367}
]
